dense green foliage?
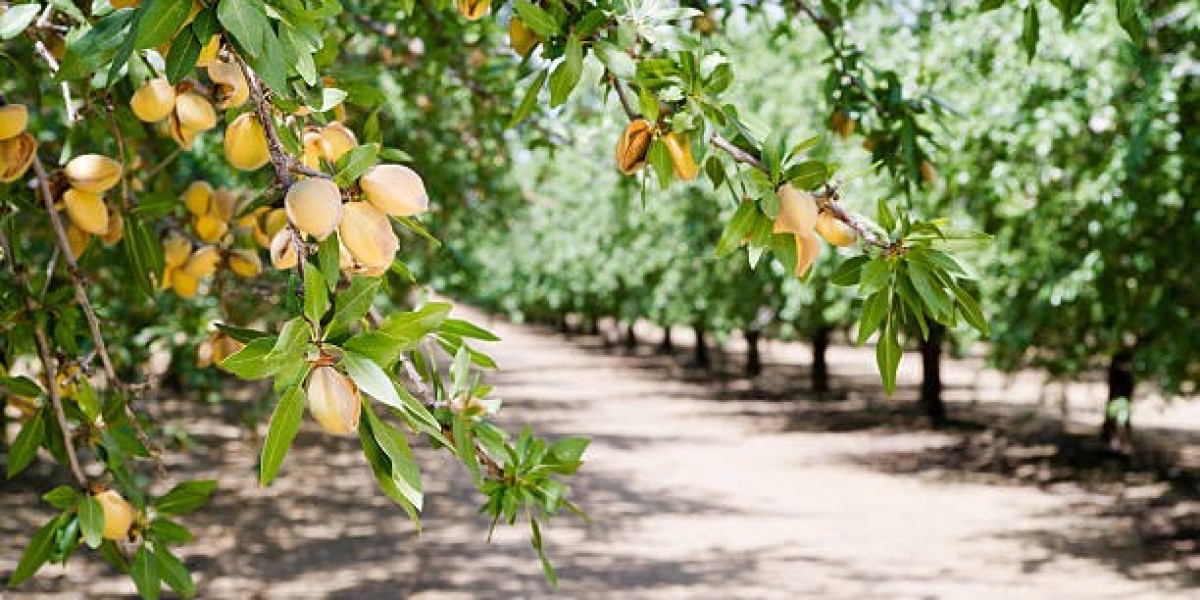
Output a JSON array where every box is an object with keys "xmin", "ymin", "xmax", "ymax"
[{"xmin": 0, "ymin": 0, "xmax": 1190, "ymax": 597}]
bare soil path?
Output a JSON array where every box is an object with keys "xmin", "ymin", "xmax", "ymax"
[{"xmin": 2, "ymin": 307, "xmax": 1196, "ymax": 599}]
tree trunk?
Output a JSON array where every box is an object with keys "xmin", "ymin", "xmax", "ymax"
[
  {"xmin": 0, "ymin": 397, "xmax": 7, "ymax": 452},
  {"xmin": 692, "ymin": 323, "xmax": 710, "ymax": 369},
  {"xmin": 1101, "ymin": 350, "xmax": 1135, "ymax": 450},
  {"xmin": 812, "ymin": 326, "xmax": 830, "ymax": 395},
  {"xmin": 584, "ymin": 317, "xmax": 598, "ymax": 336},
  {"xmin": 920, "ymin": 323, "xmax": 946, "ymax": 426},
  {"xmin": 745, "ymin": 329, "xmax": 762, "ymax": 377},
  {"xmin": 624, "ymin": 322, "xmax": 638, "ymax": 352},
  {"xmin": 657, "ymin": 326, "xmax": 674, "ymax": 355}
]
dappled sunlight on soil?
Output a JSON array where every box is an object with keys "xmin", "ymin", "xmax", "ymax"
[{"xmin": 2, "ymin": 307, "xmax": 1197, "ymax": 598}]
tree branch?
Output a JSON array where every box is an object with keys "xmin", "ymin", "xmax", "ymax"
[
  {"xmin": 0, "ymin": 226, "xmax": 88, "ymax": 488},
  {"xmin": 31, "ymin": 156, "xmax": 160, "ymax": 457},
  {"xmin": 231, "ymin": 52, "xmax": 308, "ymax": 299},
  {"xmin": 605, "ymin": 75, "xmax": 887, "ymax": 249},
  {"xmin": 608, "ymin": 71, "xmax": 639, "ymax": 121}
]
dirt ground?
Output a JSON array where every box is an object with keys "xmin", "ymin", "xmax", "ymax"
[{"xmin": 2, "ymin": 307, "xmax": 1198, "ymax": 599}]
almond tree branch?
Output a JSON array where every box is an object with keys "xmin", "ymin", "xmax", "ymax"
[
  {"xmin": 102, "ymin": 96, "xmax": 136, "ymax": 210},
  {"xmin": 605, "ymin": 76, "xmax": 887, "ymax": 249},
  {"xmin": 368, "ymin": 307, "xmax": 504, "ymax": 478},
  {"xmin": 32, "ymin": 39, "xmax": 77, "ymax": 125},
  {"xmin": 31, "ymin": 156, "xmax": 160, "ymax": 458},
  {"xmin": 231, "ymin": 52, "xmax": 309, "ymax": 299},
  {"xmin": 0, "ymin": 226, "xmax": 88, "ymax": 488}
]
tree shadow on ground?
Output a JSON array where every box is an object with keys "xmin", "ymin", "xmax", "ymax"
[{"xmin": 555, "ymin": 324, "xmax": 1200, "ymax": 590}]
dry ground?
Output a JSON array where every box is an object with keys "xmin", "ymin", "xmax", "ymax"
[{"xmin": 2, "ymin": 307, "xmax": 1198, "ymax": 599}]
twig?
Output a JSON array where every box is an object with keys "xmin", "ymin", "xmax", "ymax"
[
  {"xmin": 0, "ymin": 227, "xmax": 88, "ymax": 488},
  {"xmin": 289, "ymin": 162, "xmax": 332, "ymax": 180},
  {"xmin": 231, "ymin": 52, "xmax": 308, "ymax": 299},
  {"xmin": 816, "ymin": 184, "xmax": 885, "ymax": 248},
  {"xmin": 102, "ymin": 97, "xmax": 135, "ymax": 210},
  {"xmin": 32, "ymin": 39, "xmax": 76, "ymax": 125},
  {"xmin": 30, "ymin": 156, "xmax": 161, "ymax": 458},
  {"xmin": 141, "ymin": 147, "xmax": 183, "ymax": 182},
  {"xmin": 608, "ymin": 71, "xmax": 639, "ymax": 121},
  {"xmin": 710, "ymin": 134, "xmax": 766, "ymax": 172}
]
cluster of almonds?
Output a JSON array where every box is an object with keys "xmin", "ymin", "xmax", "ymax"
[
  {"xmin": 773, "ymin": 184, "xmax": 857, "ymax": 276},
  {"xmin": 274, "ymin": 162, "xmax": 430, "ymax": 277},
  {"xmin": 614, "ymin": 118, "xmax": 699, "ymax": 181},
  {"xmin": 160, "ymin": 181, "xmax": 262, "ymax": 298},
  {"xmin": 59, "ymin": 155, "xmax": 127, "ymax": 257},
  {"xmin": 130, "ymin": 57, "xmax": 247, "ymax": 149},
  {"xmin": 0, "ymin": 103, "xmax": 36, "ymax": 183}
]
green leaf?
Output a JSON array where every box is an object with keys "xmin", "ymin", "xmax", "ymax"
[
  {"xmin": 164, "ymin": 24, "xmax": 203, "ymax": 84},
  {"xmin": 950, "ymin": 282, "xmax": 989, "ymax": 337},
  {"xmin": 333, "ymin": 143, "xmax": 379, "ymax": 187},
  {"xmin": 154, "ymin": 480, "xmax": 216, "ymax": 516},
  {"xmin": 0, "ymin": 4, "xmax": 42, "ymax": 40},
  {"xmin": 215, "ymin": 324, "xmax": 271, "ymax": 343},
  {"xmin": 594, "ymin": 41, "xmax": 636, "ymax": 79},
  {"xmin": 303, "ymin": 264, "xmax": 330, "ymax": 326},
  {"xmin": 979, "ymin": 0, "xmax": 1006, "ymax": 11},
  {"xmin": 342, "ymin": 351, "xmax": 448, "ymax": 445},
  {"xmin": 153, "ymin": 544, "xmax": 195, "ymax": 597},
  {"xmin": 269, "ymin": 317, "xmax": 310, "ymax": 361},
  {"xmin": 379, "ymin": 302, "xmax": 451, "ymax": 340},
  {"xmin": 715, "ymin": 201, "xmax": 759, "ymax": 258},
  {"xmin": 125, "ymin": 213, "xmax": 164, "ymax": 298},
  {"xmin": 147, "ymin": 519, "xmax": 193, "ymax": 544},
  {"xmin": 59, "ymin": 8, "xmax": 137, "ymax": 79},
  {"xmin": 531, "ymin": 518, "xmax": 558, "ymax": 587},
  {"xmin": 362, "ymin": 403, "xmax": 422, "ymax": 511},
  {"xmin": 1021, "ymin": 3, "xmax": 1039, "ymax": 60},
  {"xmin": 316, "ymin": 234, "xmax": 341, "ymax": 290},
  {"xmin": 906, "ymin": 262, "xmax": 951, "ymax": 320},
  {"xmin": 191, "ymin": 8, "xmax": 218, "ymax": 39},
  {"xmin": 548, "ymin": 35, "xmax": 583, "ymax": 108},
  {"xmin": 131, "ymin": 544, "xmax": 160, "ymax": 600},
  {"xmin": 638, "ymin": 86, "xmax": 659, "ymax": 122},
  {"xmin": 259, "ymin": 385, "xmax": 306, "ymax": 486},
  {"xmin": 1115, "ymin": 0, "xmax": 1145, "ymax": 44},
  {"xmin": 549, "ymin": 437, "xmax": 589, "ymax": 464},
  {"xmin": 512, "ymin": 1, "xmax": 560, "ymax": 37},
  {"xmin": 341, "ymin": 351, "xmax": 405, "ymax": 410},
  {"xmin": 220, "ymin": 345, "xmax": 276, "ymax": 376},
  {"xmin": 508, "ymin": 69, "xmax": 547, "ymax": 128},
  {"xmin": 78, "ymin": 495, "xmax": 105, "ymax": 549},
  {"xmin": 9, "ymin": 516, "xmax": 61, "ymax": 586},
  {"xmin": 831, "ymin": 255, "xmax": 870, "ymax": 286},
  {"xmin": 134, "ymin": 0, "xmax": 193, "ymax": 49},
  {"xmin": 856, "ymin": 290, "xmax": 888, "ymax": 346},
  {"xmin": 358, "ymin": 414, "xmax": 420, "ymax": 525},
  {"xmin": 343, "ymin": 331, "xmax": 410, "ymax": 368},
  {"xmin": 7, "ymin": 409, "xmax": 45, "ymax": 478},
  {"xmin": 217, "ymin": 0, "xmax": 268, "ymax": 58},
  {"xmin": 0, "ymin": 374, "xmax": 43, "ymax": 396},
  {"xmin": 648, "ymin": 138, "xmax": 673, "ymax": 189},
  {"xmin": 439, "ymin": 318, "xmax": 499, "ymax": 341},
  {"xmin": 329, "ymin": 276, "xmax": 380, "ymax": 332},
  {"xmin": 452, "ymin": 415, "xmax": 480, "ymax": 482},
  {"xmin": 43, "ymin": 485, "xmax": 81, "ymax": 510},
  {"xmin": 877, "ymin": 324, "xmax": 901, "ymax": 395}
]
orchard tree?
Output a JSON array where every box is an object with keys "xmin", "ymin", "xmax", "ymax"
[
  {"xmin": 945, "ymin": 0, "xmax": 1199, "ymax": 447},
  {"xmin": 6, "ymin": 0, "xmax": 1157, "ymax": 597}
]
